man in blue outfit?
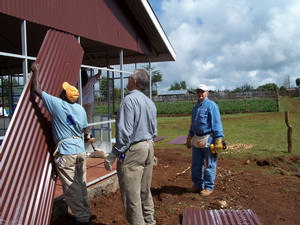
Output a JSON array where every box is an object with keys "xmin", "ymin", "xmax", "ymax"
[
  {"xmin": 31, "ymin": 62, "xmax": 90, "ymax": 225},
  {"xmin": 186, "ymin": 84, "xmax": 224, "ymax": 197},
  {"xmin": 104, "ymin": 69, "xmax": 157, "ymax": 225}
]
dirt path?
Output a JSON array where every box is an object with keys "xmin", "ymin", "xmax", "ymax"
[{"xmin": 52, "ymin": 147, "xmax": 300, "ymax": 225}]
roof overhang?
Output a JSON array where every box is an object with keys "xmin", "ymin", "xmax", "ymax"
[{"xmin": 0, "ymin": 0, "xmax": 176, "ymax": 74}]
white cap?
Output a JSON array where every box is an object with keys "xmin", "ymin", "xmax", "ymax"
[{"xmin": 196, "ymin": 84, "xmax": 209, "ymax": 91}]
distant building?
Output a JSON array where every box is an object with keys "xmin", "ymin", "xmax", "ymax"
[
  {"xmin": 154, "ymin": 90, "xmax": 189, "ymax": 102},
  {"xmin": 157, "ymin": 90, "xmax": 188, "ymax": 96}
]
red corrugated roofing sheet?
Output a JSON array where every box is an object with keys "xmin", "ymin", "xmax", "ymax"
[
  {"xmin": 182, "ymin": 209, "xmax": 262, "ymax": 225},
  {"xmin": 0, "ymin": 29, "xmax": 84, "ymax": 225}
]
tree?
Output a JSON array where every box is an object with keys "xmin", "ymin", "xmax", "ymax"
[
  {"xmin": 257, "ymin": 83, "xmax": 279, "ymax": 91},
  {"xmin": 143, "ymin": 66, "xmax": 163, "ymax": 92},
  {"xmin": 180, "ymin": 81, "xmax": 187, "ymax": 89},
  {"xmin": 169, "ymin": 81, "xmax": 187, "ymax": 90},
  {"xmin": 296, "ymin": 78, "xmax": 300, "ymax": 88},
  {"xmin": 99, "ymin": 76, "xmax": 107, "ymax": 99},
  {"xmin": 241, "ymin": 84, "xmax": 254, "ymax": 92},
  {"xmin": 279, "ymin": 86, "xmax": 287, "ymax": 91},
  {"xmin": 169, "ymin": 82, "xmax": 181, "ymax": 90},
  {"xmin": 232, "ymin": 83, "xmax": 254, "ymax": 92},
  {"xmin": 113, "ymin": 88, "xmax": 121, "ymax": 100}
]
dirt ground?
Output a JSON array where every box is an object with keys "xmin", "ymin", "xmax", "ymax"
[{"xmin": 52, "ymin": 147, "xmax": 300, "ymax": 225}]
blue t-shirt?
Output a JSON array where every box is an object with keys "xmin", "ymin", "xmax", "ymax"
[
  {"xmin": 42, "ymin": 92, "xmax": 88, "ymax": 154},
  {"xmin": 189, "ymin": 98, "xmax": 224, "ymax": 143}
]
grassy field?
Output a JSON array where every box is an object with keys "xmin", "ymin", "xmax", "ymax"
[
  {"xmin": 155, "ymin": 97, "xmax": 300, "ymax": 161},
  {"xmin": 96, "ymin": 97, "xmax": 278, "ymax": 115}
]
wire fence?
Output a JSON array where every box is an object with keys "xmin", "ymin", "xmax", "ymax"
[{"xmin": 151, "ymin": 90, "xmax": 285, "ymax": 115}]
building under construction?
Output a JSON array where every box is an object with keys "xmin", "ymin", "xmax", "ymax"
[{"xmin": 0, "ymin": 1, "xmax": 176, "ymax": 224}]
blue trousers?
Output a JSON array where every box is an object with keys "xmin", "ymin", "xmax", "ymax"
[{"xmin": 192, "ymin": 146, "xmax": 218, "ymax": 190}]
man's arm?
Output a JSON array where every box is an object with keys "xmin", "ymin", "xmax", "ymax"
[
  {"xmin": 95, "ymin": 70, "xmax": 101, "ymax": 80},
  {"xmin": 31, "ymin": 62, "xmax": 43, "ymax": 99}
]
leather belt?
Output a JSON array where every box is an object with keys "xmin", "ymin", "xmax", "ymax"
[{"xmin": 195, "ymin": 132, "xmax": 212, "ymax": 137}]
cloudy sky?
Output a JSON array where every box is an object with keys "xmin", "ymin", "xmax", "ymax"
[{"xmin": 147, "ymin": 0, "xmax": 300, "ymax": 91}]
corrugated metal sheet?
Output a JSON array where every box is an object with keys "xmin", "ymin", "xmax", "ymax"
[
  {"xmin": 0, "ymin": 29, "xmax": 84, "ymax": 225},
  {"xmin": 182, "ymin": 209, "xmax": 262, "ymax": 225}
]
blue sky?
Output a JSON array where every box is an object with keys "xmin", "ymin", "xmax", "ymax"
[{"xmin": 147, "ymin": 0, "xmax": 300, "ymax": 91}]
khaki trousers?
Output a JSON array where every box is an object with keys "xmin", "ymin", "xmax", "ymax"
[
  {"xmin": 55, "ymin": 152, "xmax": 90, "ymax": 223},
  {"xmin": 117, "ymin": 140, "xmax": 156, "ymax": 225}
]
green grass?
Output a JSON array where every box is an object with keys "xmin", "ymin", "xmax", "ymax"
[
  {"xmin": 104, "ymin": 96, "xmax": 299, "ymax": 162},
  {"xmin": 155, "ymin": 97, "xmax": 300, "ymax": 160},
  {"xmin": 155, "ymin": 98, "xmax": 277, "ymax": 115},
  {"xmin": 217, "ymin": 98, "xmax": 277, "ymax": 114},
  {"xmin": 96, "ymin": 97, "xmax": 278, "ymax": 115}
]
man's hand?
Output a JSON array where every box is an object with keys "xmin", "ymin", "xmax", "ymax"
[
  {"xmin": 214, "ymin": 139, "xmax": 224, "ymax": 150},
  {"xmin": 186, "ymin": 135, "xmax": 192, "ymax": 148},
  {"xmin": 31, "ymin": 61, "xmax": 43, "ymax": 98},
  {"xmin": 31, "ymin": 62, "xmax": 39, "ymax": 72},
  {"xmin": 104, "ymin": 152, "xmax": 117, "ymax": 171},
  {"xmin": 95, "ymin": 70, "xmax": 102, "ymax": 79}
]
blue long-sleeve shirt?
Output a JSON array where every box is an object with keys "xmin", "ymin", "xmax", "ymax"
[
  {"xmin": 189, "ymin": 98, "xmax": 224, "ymax": 141},
  {"xmin": 112, "ymin": 90, "xmax": 157, "ymax": 156}
]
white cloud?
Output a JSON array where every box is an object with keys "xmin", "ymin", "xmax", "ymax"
[{"xmin": 149, "ymin": 0, "xmax": 300, "ymax": 90}]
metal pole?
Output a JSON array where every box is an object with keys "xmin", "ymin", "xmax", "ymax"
[
  {"xmin": 77, "ymin": 36, "xmax": 83, "ymax": 105},
  {"xmin": 21, "ymin": 20, "xmax": 28, "ymax": 83},
  {"xmin": 107, "ymin": 69, "xmax": 111, "ymax": 117},
  {"xmin": 112, "ymin": 70, "xmax": 115, "ymax": 114},
  {"xmin": 120, "ymin": 49, "xmax": 124, "ymax": 99},
  {"xmin": 148, "ymin": 57, "xmax": 152, "ymax": 100}
]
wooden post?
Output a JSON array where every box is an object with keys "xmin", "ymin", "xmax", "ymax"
[
  {"xmin": 215, "ymin": 98, "xmax": 218, "ymax": 105},
  {"xmin": 244, "ymin": 97, "xmax": 247, "ymax": 112},
  {"xmin": 166, "ymin": 100, "xmax": 169, "ymax": 116},
  {"xmin": 285, "ymin": 111, "xmax": 292, "ymax": 153},
  {"xmin": 275, "ymin": 89, "xmax": 280, "ymax": 112},
  {"xmin": 188, "ymin": 91, "xmax": 195, "ymax": 107}
]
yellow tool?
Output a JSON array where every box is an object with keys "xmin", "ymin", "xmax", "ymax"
[{"xmin": 210, "ymin": 140, "xmax": 227, "ymax": 154}]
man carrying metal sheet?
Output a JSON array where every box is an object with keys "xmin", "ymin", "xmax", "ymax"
[
  {"xmin": 31, "ymin": 62, "xmax": 90, "ymax": 225},
  {"xmin": 104, "ymin": 69, "xmax": 157, "ymax": 225}
]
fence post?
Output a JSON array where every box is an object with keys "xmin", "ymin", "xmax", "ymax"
[
  {"xmin": 214, "ymin": 98, "xmax": 218, "ymax": 105},
  {"xmin": 244, "ymin": 97, "xmax": 247, "ymax": 112},
  {"xmin": 166, "ymin": 100, "xmax": 170, "ymax": 116},
  {"xmin": 285, "ymin": 111, "xmax": 292, "ymax": 153},
  {"xmin": 275, "ymin": 89, "xmax": 280, "ymax": 112}
]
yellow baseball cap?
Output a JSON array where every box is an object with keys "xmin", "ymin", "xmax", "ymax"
[{"xmin": 62, "ymin": 82, "xmax": 79, "ymax": 103}]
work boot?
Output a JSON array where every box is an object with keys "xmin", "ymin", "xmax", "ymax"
[
  {"xmin": 84, "ymin": 133, "xmax": 96, "ymax": 143},
  {"xmin": 188, "ymin": 185, "xmax": 202, "ymax": 193},
  {"xmin": 200, "ymin": 189, "xmax": 213, "ymax": 196}
]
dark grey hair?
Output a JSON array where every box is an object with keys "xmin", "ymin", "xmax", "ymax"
[{"xmin": 131, "ymin": 69, "xmax": 149, "ymax": 91}]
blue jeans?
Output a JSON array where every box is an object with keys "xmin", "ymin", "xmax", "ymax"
[{"xmin": 192, "ymin": 146, "xmax": 218, "ymax": 190}]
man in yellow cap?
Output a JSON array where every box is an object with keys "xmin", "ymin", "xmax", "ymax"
[{"xmin": 31, "ymin": 62, "xmax": 90, "ymax": 225}]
